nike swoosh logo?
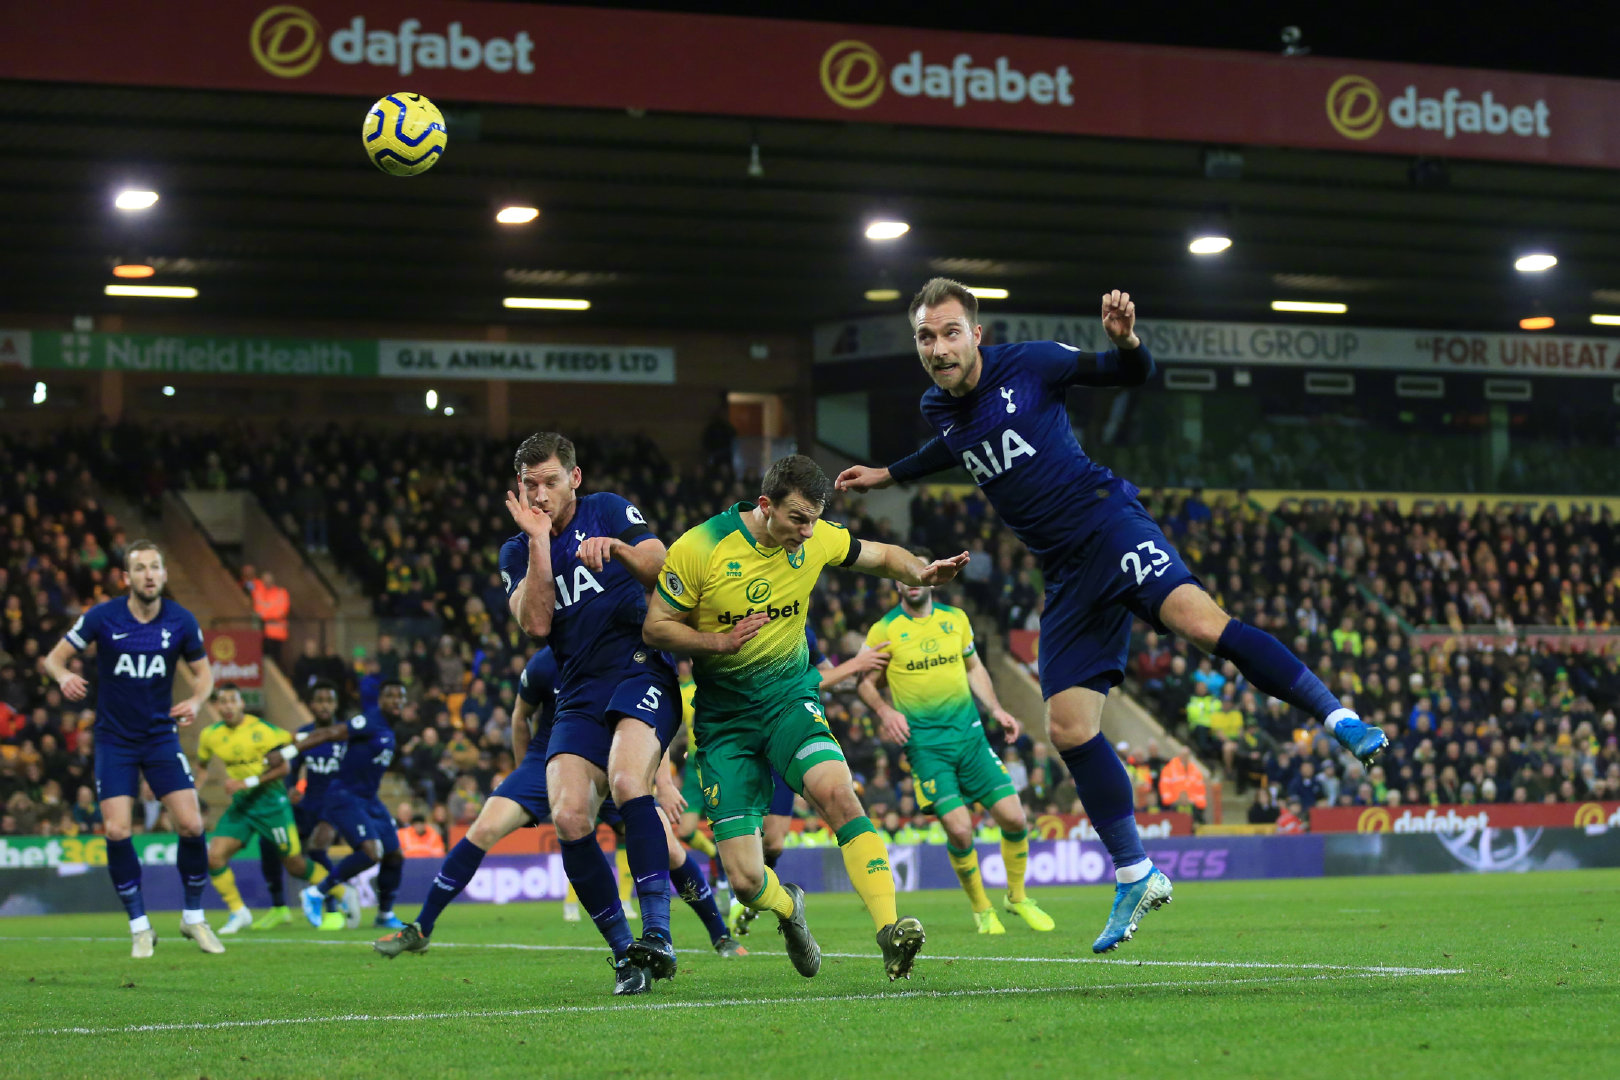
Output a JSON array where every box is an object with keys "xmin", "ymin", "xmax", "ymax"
[
  {"xmin": 943, "ymin": 425, "xmax": 955, "ymax": 436},
  {"xmin": 111, "ymin": 633, "xmax": 130, "ymax": 640}
]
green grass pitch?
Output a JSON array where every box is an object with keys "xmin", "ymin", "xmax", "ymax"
[{"xmin": 2, "ymin": 872, "xmax": 1616, "ymax": 1079}]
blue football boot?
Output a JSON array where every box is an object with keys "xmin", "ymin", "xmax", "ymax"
[
  {"xmin": 374, "ymin": 912, "xmax": 407, "ymax": 931},
  {"xmin": 1328, "ymin": 711, "xmax": 1389, "ymax": 766},
  {"xmin": 299, "ymin": 885, "xmax": 325, "ymax": 928},
  {"xmin": 1091, "ymin": 868, "xmax": 1173, "ymax": 954}
]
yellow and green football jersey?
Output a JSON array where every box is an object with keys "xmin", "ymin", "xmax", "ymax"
[
  {"xmin": 865, "ymin": 602, "xmax": 982, "ymax": 749},
  {"xmin": 658, "ymin": 501, "xmax": 855, "ymax": 718},
  {"xmin": 196, "ymin": 714, "xmax": 293, "ymax": 809}
]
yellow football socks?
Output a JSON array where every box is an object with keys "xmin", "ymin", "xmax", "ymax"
[
  {"xmin": 208, "ymin": 865, "xmax": 245, "ymax": 913},
  {"xmin": 744, "ymin": 866, "xmax": 797, "ymax": 919},
  {"xmin": 947, "ymin": 843, "xmax": 992, "ymax": 913},
  {"xmin": 837, "ymin": 818, "xmax": 899, "ymax": 929},
  {"xmin": 686, "ymin": 830, "xmax": 718, "ymax": 858},
  {"xmin": 1001, "ymin": 828, "xmax": 1030, "ymax": 903},
  {"xmin": 297, "ymin": 861, "xmax": 329, "ymax": 888}
]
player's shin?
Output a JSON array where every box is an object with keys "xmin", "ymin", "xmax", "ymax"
[
  {"xmin": 743, "ymin": 866, "xmax": 797, "ymax": 918},
  {"xmin": 209, "ymin": 865, "xmax": 246, "ymax": 913},
  {"xmin": 1000, "ymin": 829, "xmax": 1030, "ymax": 902},
  {"xmin": 177, "ymin": 834, "xmax": 210, "ymax": 923},
  {"xmin": 620, "ymin": 796, "xmax": 673, "ymax": 940},
  {"xmin": 321, "ymin": 850, "xmax": 376, "ymax": 894},
  {"xmin": 1060, "ymin": 733, "xmax": 1151, "ymax": 882},
  {"xmin": 561, "ymin": 834, "xmax": 635, "ymax": 959},
  {"xmin": 376, "ymin": 852, "xmax": 404, "ymax": 916},
  {"xmin": 107, "ymin": 837, "xmax": 149, "ymax": 931},
  {"xmin": 947, "ymin": 843, "xmax": 992, "ymax": 913},
  {"xmin": 1214, "ymin": 620, "xmax": 1340, "ymax": 723},
  {"xmin": 836, "ymin": 818, "xmax": 899, "ymax": 930},
  {"xmin": 670, "ymin": 852, "xmax": 729, "ymax": 945},
  {"xmin": 417, "ymin": 838, "xmax": 487, "ymax": 937},
  {"xmin": 259, "ymin": 839, "xmax": 286, "ymax": 907}
]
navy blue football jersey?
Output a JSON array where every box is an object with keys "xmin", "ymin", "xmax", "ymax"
[
  {"xmin": 329, "ymin": 708, "xmax": 396, "ymax": 801},
  {"xmin": 64, "ymin": 598, "xmax": 205, "ymax": 742},
  {"xmin": 806, "ymin": 626, "xmax": 827, "ymax": 669},
  {"xmin": 916, "ymin": 341, "xmax": 1150, "ymax": 568},
  {"xmin": 294, "ymin": 721, "xmax": 346, "ymax": 806},
  {"xmin": 499, "ymin": 491, "xmax": 663, "ymax": 713},
  {"xmin": 517, "ymin": 647, "xmax": 558, "ymax": 761}
]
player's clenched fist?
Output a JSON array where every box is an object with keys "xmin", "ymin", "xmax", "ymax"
[
  {"xmin": 835, "ymin": 465, "xmax": 893, "ymax": 493},
  {"xmin": 1101, "ymin": 289, "xmax": 1139, "ymax": 347},
  {"xmin": 717, "ymin": 610, "xmax": 771, "ymax": 654}
]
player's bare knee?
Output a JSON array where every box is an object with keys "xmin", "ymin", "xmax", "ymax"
[
  {"xmin": 381, "ymin": 848, "xmax": 404, "ymax": 868},
  {"xmin": 607, "ymin": 768, "xmax": 648, "ymax": 807},
  {"xmin": 104, "ymin": 820, "xmax": 132, "ymax": 842},
  {"xmin": 944, "ymin": 819, "xmax": 975, "ymax": 849},
  {"xmin": 730, "ymin": 864, "xmax": 763, "ymax": 901},
  {"xmin": 466, "ymin": 818, "xmax": 503, "ymax": 850},
  {"xmin": 174, "ymin": 816, "xmax": 204, "ymax": 838},
  {"xmin": 553, "ymin": 806, "xmax": 595, "ymax": 842},
  {"xmin": 207, "ymin": 851, "xmax": 229, "ymax": 872},
  {"xmin": 820, "ymin": 784, "xmax": 865, "ymax": 830},
  {"xmin": 994, "ymin": 802, "xmax": 1028, "ymax": 835}
]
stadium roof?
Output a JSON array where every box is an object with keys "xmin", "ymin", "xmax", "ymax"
[{"xmin": 4, "ymin": 5, "xmax": 1620, "ymax": 334}]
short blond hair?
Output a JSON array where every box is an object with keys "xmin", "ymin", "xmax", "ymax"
[{"xmin": 910, "ymin": 277, "xmax": 979, "ymax": 327}]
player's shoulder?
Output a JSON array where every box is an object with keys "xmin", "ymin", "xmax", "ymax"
[
  {"xmin": 160, "ymin": 598, "xmax": 198, "ymax": 622},
  {"xmin": 872, "ymin": 604, "xmax": 904, "ymax": 629},
  {"xmin": 933, "ymin": 601, "xmax": 968, "ymax": 620},
  {"xmin": 499, "ymin": 531, "xmax": 528, "ymax": 557},
  {"xmin": 296, "ymin": 722, "xmax": 315, "ymax": 735},
  {"xmin": 671, "ymin": 504, "xmax": 743, "ymax": 558},
  {"xmin": 199, "ymin": 720, "xmax": 227, "ymax": 741}
]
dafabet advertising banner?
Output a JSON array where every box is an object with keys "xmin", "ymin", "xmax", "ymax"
[{"xmin": 3, "ymin": 1, "xmax": 1620, "ymax": 168}]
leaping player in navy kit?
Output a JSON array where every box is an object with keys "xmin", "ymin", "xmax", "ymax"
[
  {"xmin": 43, "ymin": 540, "xmax": 223, "ymax": 958},
  {"xmin": 836, "ymin": 280, "xmax": 1388, "ymax": 953}
]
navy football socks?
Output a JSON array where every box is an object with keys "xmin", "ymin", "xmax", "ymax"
[
  {"xmin": 259, "ymin": 840, "xmax": 286, "ymax": 907},
  {"xmin": 1060, "ymin": 733, "xmax": 1149, "ymax": 879},
  {"xmin": 320, "ymin": 851, "xmax": 376, "ymax": 894},
  {"xmin": 177, "ymin": 834, "xmax": 210, "ymax": 912},
  {"xmin": 107, "ymin": 837, "xmax": 146, "ymax": 922},
  {"xmin": 670, "ymin": 852, "xmax": 729, "ymax": 946},
  {"xmin": 1215, "ymin": 619, "xmax": 1340, "ymax": 722},
  {"xmin": 561, "ymin": 833, "xmax": 634, "ymax": 959},
  {"xmin": 418, "ymin": 839, "xmax": 486, "ymax": 936},
  {"xmin": 376, "ymin": 855, "xmax": 403, "ymax": 915},
  {"xmin": 619, "ymin": 795, "xmax": 673, "ymax": 942}
]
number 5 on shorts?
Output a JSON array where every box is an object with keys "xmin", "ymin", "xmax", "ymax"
[{"xmin": 638, "ymin": 686, "xmax": 664, "ymax": 713}]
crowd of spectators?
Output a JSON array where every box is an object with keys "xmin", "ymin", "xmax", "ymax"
[{"xmin": 1130, "ymin": 490, "xmax": 1620, "ymax": 830}]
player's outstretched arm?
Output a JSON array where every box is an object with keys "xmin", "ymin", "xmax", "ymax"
[
  {"xmin": 577, "ymin": 535, "xmax": 667, "ymax": 588},
  {"xmin": 642, "ymin": 594, "xmax": 769, "ymax": 656},
  {"xmin": 965, "ymin": 652, "xmax": 1022, "ymax": 742},
  {"xmin": 836, "ymin": 436, "xmax": 956, "ymax": 493},
  {"xmin": 43, "ymin": 639, "xmax": 88, "ymax": 701},
  {"xmin": 266, "ymin": 719, "xmax": 350, "ymax": 768},
  {"xmin": 849, "ymin": 540, "xmax": 969, "ymax": 587}
]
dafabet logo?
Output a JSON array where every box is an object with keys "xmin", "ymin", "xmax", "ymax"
[
  {"xmin": 820, "ymin": 40, "xmax": 1074, "ymax": 111},
  {"xmin": 1326, "ymin": 74, "xmax": 1550, "ymax": 143},
  {"xmin": 251, "ymin": 5, "xmax": 535, "ymax": 79}
]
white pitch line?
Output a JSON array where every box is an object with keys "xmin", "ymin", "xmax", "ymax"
[
  {"xmin": 18, "ymin": 971, "xmax": 1457, "ymax": 1037},
  {"xmin": 0, "ymin": 936, "xmax": 1468, "ymax": 976}
]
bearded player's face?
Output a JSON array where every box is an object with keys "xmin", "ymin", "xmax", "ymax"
[{"xmin": 913, "ymin": 297, "xmax": 983, "ymax": 394}]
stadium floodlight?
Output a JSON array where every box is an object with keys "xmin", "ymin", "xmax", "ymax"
[
  {"xmin": 496, "ymin": 206, "xmax": 540, "ymax": 225},
  {"xmin": 966, "ymin": 286, "xmax": 1009, "ymax": 300},
  {"xmin": 112, "ymin": 264, "xmax": 155, "ymax": 278},
  {"xmin": 1590, "ymin": 314, "xmax": 1620, "ymax": 326},
  {"xmin": 32, "ymin": 382, "xmax": 46, "ymax": 405},
  {"xmin": 865, "ymin": 288, "xmax": 901, "ymax": 302},
  {"xmin": 1514, "ymin": 253, "xmax": 1557, "ymax": 272},
  {"xmin": 1188, "ymin": 235, "xmax": 1232, "ymax": 255},
  {"xmin": 503, "ymin": 297, "xmax": 591, "ymax": 310},
  {"xmin": 162, "ymin": 385, "xmax": 176, "ymax": 397},
  {"xmin": 1272, "ymin": 300, "xmax": 1347, "ymax": 314},
  {"xmin": 115, "ymin": 189, "xmax": 159, "ymax": 211},
  {"xmin": 425, "ymin": 389, "xmax": 439, "ymax": 410},
  {"xmin": 444, "ymin": 406, "xmax": 455, "ymax": 416},
  {"xmin": 865, "ymin": 220, "xmax": 910, "ymax": 241},
  {"xmin": 104, "ymin": 284, "xmax": 197, "ymax": 298},
  {"xmin": 1519, "ymin": 316, "xmax": 1555, "ymax": 330}
]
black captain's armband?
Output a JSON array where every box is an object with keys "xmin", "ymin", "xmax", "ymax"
[{"xmin": 839, "ymin": 538, "xmax": 863, "ymax": 567}]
